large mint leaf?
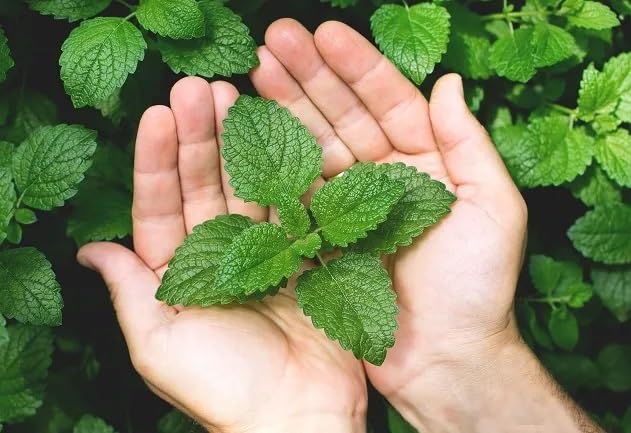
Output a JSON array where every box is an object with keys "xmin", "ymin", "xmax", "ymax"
[
  {"xmin": 531, "ymin": 22, "xmax": 579, "ymax": 67},
  {"xmin": 136, "ymin": 0, "xmax": 204, "ymax": 39},
  {"xmin": 74, "ymin": 415, "xmax": 117, "ymax": 433},
  {"xmin": 0, "ymin": 27, "xmax": 13, "ymax": 83},
  {"xmin": 442, "ymin": 2, "xmax": 492, "ymax": 80},
  {"xmin": 0, "ymin": 324, "xmax": 54, "ymax": 422},
  {"xmin": 212, "ymin": 223, "xmax": 317, "ymax": 301},
  {"xmin": 496, "ymin": 115, "xmax": 593, "ymax": 188},
  {"xmin": 12, "ymin": 124, "xmax": 97, "ymax": 210},
  {"xmin": 0, "ymin": 169, "xmax": 15, "ymax": 244},
  {"xmin": 568, "ymin": 204, "xmax": 631, "ymax": 264},
  {"xmin": 311, "ymin": 163, "xmax": 405, "ymax": 247},
  {"xmin": 352, "ymin": 163, "xmax": 455, "ymax": 255},
  {"xmin": 567, "ymin": 1, "xmax": 620, "ymax": 29},
  {"xmin": 569, "ymin": 164, "xmax": 622, "ymax": 207},
  {"xmin": 158, "ymin": 0, "xmax": 258, "ymax": 78},
  {"xmin": 156, "ymin": 214, "xmax": 253, "ymax": 306},
  {"xmin": 489, "ymin": 27, "xmax": 536, "ymax": 83},
  {"xmin": 221, "ymin": 96, "xmax": 322, "ymax": 206},
  {"xmin": 60, "ymin": 17, "xmax": 146, "ymax": 108},
  {"xmin": 371, "ymin": 3, "xmax": 450, "ymax": 85},
  {"xmin": 529, "ymin": 255, "xmax": 592, "ymax": 307},
  {"xmin": 26, "ymin": 0, "xmax": 111, "ymax": 22},
  {"xmin": 592, "ymin": 267, "xmax": 631, "ymax": 322},
  {"xmin": 296, "ymin": 253, "xmax": 398, "ymax": 365},
  {"xmin": 0, "ymin": 247, "xmax": 63, "ymax": 326},
  {"xmin": 595, "ymin": 129, "xmax": 631, "ymax": 188}
]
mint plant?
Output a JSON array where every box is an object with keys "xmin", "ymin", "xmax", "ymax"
[{"xmin": 156, "ymin": 96, "xmax": 454, "ymax": 365}]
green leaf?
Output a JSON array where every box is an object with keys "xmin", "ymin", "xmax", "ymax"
[
  {"xmin": 157, "ymin": 214, "xmax": 254, "ymax": 306},
  {"xmin": 0, "ymin": 247, "xmax": 63, "ymax": 326},
  {"xmin": 0, "ymin": 324, "xmax": 54, "ymax": 422},
  {"xmin": 277, "ymin": 196, "xmax": 310, "ymax": 237},
  {"xmin": 496, "ymin": 115, "xmax": 593, "ymax": 188},
  {"xmin": 60, "ymin": 17, "xmax": 146, "ymax": 108},
  {"xmin": 592, "ymin": 267, "xmax": 631, "ymax": 322},
  {"xmin": 0, "ymin": 316, "xmax": 7, "ymax": 348},
  {"xmin": 12, "ymin": 124, "xmax": 97, "ymax": 210},
  {"xmin": 597, "ymin": 344, "xmax": 631, "ymax": 392},
  {"xmin": 14, "ymin": 208, "xmax": 37, "ymax": 225},
  {"xmin": 569, "ymin": 164, "xmax": 622, "ymax": 207},
  {"xmin": 157, "ymin": 410, "xmax": 204, "ymax": 433},
  {"xmin": 296, "ymin": 253, "xmax": 398, "ymax": 365},
  {"xmin": 221, "ymin": 96, "xmax": 322, "ymax": 206},
  {"xmin": 0, "ymin": 27, "xmax": 14, "ymax": 83},
  {"xmin": 0, "ymin": 142, "xmax": 13, "ymax": 171},
  {"xmin": 136, "ymin": 0, "xmax": 204, "ymax": 39},
  {"xmin": 322, "ymin": 0, "xmax": 358, "ymax": 7},
  {"xmin": 5, "ymin": 221, "xmax": 21, "ymax": 245},
  {"xmin": 0, "ymin": 169, "xmax": 15, "ymax": 243},
  {"xmin": 592, "ymin": 113, "xmax": 622, "ymax": 134},
  {"xmin": 531, "ymin": 22, "xmax": 579, "ymax": 67},
  {"xmin": 518, "ymin": 302, "xmax": 553, "ymax": 349},
  {"xmin": 442, "ymin": 2, "xmax": 492, "ymax": 79},
  {"xmin": 213, "ymin": 223, "xmax": 313, "ymax": 300},
  {"xmin": 542, "ymin": 352, "xmax": 602, "ymax": 391},
  {"xmin": 352, "ymin": 163, "xmax": 455, "ymax": 255},
  {"xmin": 567, "ymin": 1, "xmax": 620, "ymax": 30},
  {"xmin": 370, "ymin": 3, "xmax": 451, "ymax": 85},
  {"xmin": 311, "ymin": 163, "xmax": 405, "ymax": 247},
  {"xmin": 548, "ymin": 307, "xmax": 579, "ymax": 351},
  {"xmin": 4, "ymin": 90, "xmax": 57, "ymax": 143},
  {"xmin": 73, "ymin": 415, "xmax": 117, "ymax": 433},
  {"xmin": 489, "ymin": 27, "xmax": 536, "ymax": 83},
  {"xmin": 158, "ymin": 0, "xmax": 258, "ymax": 78},
  {"xmin": 387, "ymin": 404, "xmax": 418, "ymax": 433},
  {"xmin": 617, "ymin": 93, "xmax": 631, "ymax": 123},
  {"xmin": 568, "ymin": 204, "xmax": 631, "ymax": 265},
  {"xmin": 529, "ymin": 255, "xmax": 592, "ymax": 307},
  {"xmin": 26, "ymin": 0, "xmax": 111, "ymax": 22},
  {"xmin": 595, "ymin": 129, "xmax": 631, "ymax": 188},
  {"xmin": 66, "ymin": 185, "xmax": 131, "ymax": 245}
]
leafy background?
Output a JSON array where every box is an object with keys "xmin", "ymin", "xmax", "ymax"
[{"xmin": 0, "ymin": 0, "xmax": 630, "ymax": 432}]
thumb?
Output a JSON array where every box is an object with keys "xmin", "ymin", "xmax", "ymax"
[
  {"xmin": 429, "ymin": 73, "xmax": 514, "ymax": 191},
  {"xmin": 78, "ymin": 242, "xmax": 173, "ymax": 346}
]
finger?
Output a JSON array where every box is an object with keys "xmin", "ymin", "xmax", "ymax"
[
  {"xmin": 314, "ymin": 21, "xmax": 437, "ymax": 155},
  {"xmin": 77, "ymin": 243, "xmax": 175, "ymax": 349},
  {"xmin": 212, "ymin": 81, "xmax": 269, "ymax": 222},
  {"xmin": 265, "ymin": 18, "xmax": 393, "ymax": 161},
  {"xmin": 170, "ymin": 77, "xmax": 228, "ymax": 232},
  {"xmin": 251, "ymin": 46, "xmax": 356, "ymax": 177},
  {"xmin": 133, "ymin": 106, "xmax": 185, "ymax": 271}
]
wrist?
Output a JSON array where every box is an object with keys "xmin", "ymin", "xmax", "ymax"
[{"xmin": 387, "ymin": 326, "xmax": 594, "ymax": 433}]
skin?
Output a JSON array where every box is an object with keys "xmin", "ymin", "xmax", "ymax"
[{"xmin": 78, "ymin": 19, "xmax": 604, "ymax": 433}]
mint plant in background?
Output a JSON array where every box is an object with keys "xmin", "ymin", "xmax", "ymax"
[{"xmin": 0, "ymin": 0, "xmax": 629, "ymax": 432}]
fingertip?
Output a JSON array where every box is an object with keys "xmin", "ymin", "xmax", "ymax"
[
  {"xmin": 314, "ymin": 21, "xmax": 356, "ymax": 55},
  {"xmin": 170, "ymin": 76, "xmax": 211, "ymax": 106},
  {"xmin": 265, "ymin": 18, "xmax": 305, "ymax": 51},
  {"xmin": 210, "ymin": 81, "xmax": 239, "ymax": 122},
  {"xmin": 432, "ymin": 73, "xmax": 464, "ymax": 100}
]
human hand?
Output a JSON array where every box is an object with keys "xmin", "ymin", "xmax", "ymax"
[
  {"xmin": 77, "ymin": 77, "xmax": 367, "ymax": 433},
  {"xmin": 249, "ymin": 18, "xmax": 594, "ymax": 432}
]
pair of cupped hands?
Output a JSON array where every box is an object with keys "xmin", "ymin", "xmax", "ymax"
[{"xmin": 78, "ymin": 19, "xmax": 529, "ymax": 433}]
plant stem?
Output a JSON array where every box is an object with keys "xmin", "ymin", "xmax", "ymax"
[
  {"xmin": 549, "ymin": 103, "xmax": 577, "ymax": 116},
  {"xmin": 123, "ymin": 11, "xmax": 136, "ymax": 21},
  {"xmin": 115, "ymin": 0, "xmax": 134, "ymax": 10},
  {"xmin": 482, "ymin": 11, "xmax": 548, "ymax": 21}
]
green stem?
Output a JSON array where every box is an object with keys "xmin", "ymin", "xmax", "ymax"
[
  {"xmin": 123, "ymin": 11, "xmax": 136, "ymax": 21},
  {"xmin": 549, "ymin": 103, "xmax": 577, "ymax": 116},
  {"xmin": 116, "ymin": 0, "xmax": 135, "ymax": 10},
  {"xmin": 482, "ymin": 10, "xmax": 549, "ymax": 21}
]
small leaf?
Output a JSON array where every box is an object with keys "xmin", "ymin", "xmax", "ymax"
[
  {"xmin": 14, "ymin": 209, "xmax": 37, "ymax": 225},
  {"xmin": 548, "ymin": 308, "xmax": 579, "ymax": 351},
  {"xmin": 311, "ymin": 163, "xmax": 405, "ymax": 247},
  {"xmin": 60, "ymin": 17, "xmax": 146, "ymax": 108},
  {"xmin": 136, "ymin": 0, "xmax": 205, "ymax": 39},
  {"xmin": 567, "ymin": 1, "xmax": 620, "ymax": 30},
  {"xmin": 352, "ymin": 163, "xmax": 455, "ymax": 255},
  {"xmin": 221, "ymin": 96, "xmax": 322, "ymax": 206},
  {"xmin": 0, "ymin": 27, "xmax": 14, "ymax": 83},
  {"xmin": 322, "ymin": 0, "xmax": 359, "ymax": 7},
  {"xmin": 157, "ymin": 215, "xmax": 253, "ymax": 306},
  {"xmin": 592, "ymin": 266, "xmax": 631, "ymax": 322},
  {"xmin": 5, "ymin": 220, "xmax": 21, "ymax": 245},
  {"xmin": 569, "ymin": 164, "xmax": 622, "ymax": 207},
  {"xmin": 213, "ymin": 223, "xmax": 310, "ymax": 300},
  {"xmin": 489, "ymin": 27, "xmax": 536, "ymax": 83},
  {"xmin": 277, "ymin": 196, "xmax": 310, "ymax": 237},
  {"xmin": 12, "ymin": 124, "xmax": 97, "ymax": 210},
  {"xmin": 531, "ymin": 22, "xmax": 579, "ymax": 67},
  {"xmin": 296, "ymin": 253, "xmax": 398, "ymax": 365},
  {"xmin": 0, "ymin": 247, "xmax": 63, "ymax": 326},
  {"xmin": 529, "ymin": 255, "xmax": 592, "ymax": 307},
  {"xmin": 597, "ymin": 344, "xmax": 631, "ymax": 392},
  {"xmin": 371, "ymin": 3, "xmax": 451, "ymax": 85},
  {"xmin": 26, "ymin": 0, "xmax": 111, "ymax": 22},
  {"xmin": 0, "ymin": 324, "xmax": 54, "ymax": 422},
  {"xmin": 0, "ymin": 169, "xmax": 15, "ymax": 243},
  {"xmin": 158, "ymin": 0, "xmax": 258, "ymax": 78},
  {"xmin": 74, "ymin": 415, "xmax": 117, "ymax": 433},
  {"xmin": 568, "ymin": 204, "xmax": 631, "ymax": 265},
  {"xmin": 595, "ymin": 129, "xmax": 631, "ymax": 188}
]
